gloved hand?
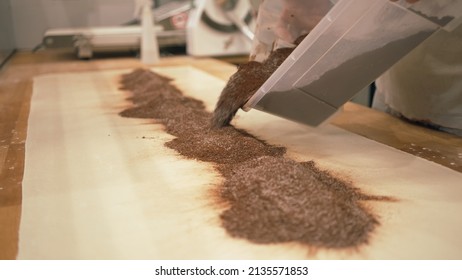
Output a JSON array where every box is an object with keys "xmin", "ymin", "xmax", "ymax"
[
  {"xmin": 250, "ymin": 0, "xmax": 334, "ymax": 61},
  {"xmin": 273, "ymin": 0, "xmax": 333, "ymax": 42}
]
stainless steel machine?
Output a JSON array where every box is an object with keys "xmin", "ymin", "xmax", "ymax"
[
  {"xmin": 42, "ymin": 0, "xmax": 191, "ymax": 58},
  {"xmin": 42, "ymin": 0, "xmax": 256, "ymax": 58},
  {"xmin": 186, "ymin": 0, "xmax": 255, "ymax": 56}
]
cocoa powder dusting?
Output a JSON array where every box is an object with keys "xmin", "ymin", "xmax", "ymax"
[{"xmin": 120, "ymin": 67, "xmax": 392, "ymax": 250}]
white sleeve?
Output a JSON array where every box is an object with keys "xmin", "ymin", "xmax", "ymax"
[{"xmin": 374, "ymin": 24, "xmax": 462, "ymax": 131}]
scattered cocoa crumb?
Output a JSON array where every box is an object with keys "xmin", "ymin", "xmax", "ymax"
[{"xmin": 120, "ymin": 68, "xmax": 392, "ymax": 250}]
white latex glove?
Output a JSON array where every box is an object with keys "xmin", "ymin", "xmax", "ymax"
[
  {"xmin": 274, "ymin": 0, "xmax": 334, "ymax": 42},
  {"xmin": 250, "ymin": 0, "xmax": 334, "ymax": 61}
]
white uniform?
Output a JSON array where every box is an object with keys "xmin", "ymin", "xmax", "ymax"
[{"xmin": 374, "ymin": 23, "xmax": 462, "ymax": 136}]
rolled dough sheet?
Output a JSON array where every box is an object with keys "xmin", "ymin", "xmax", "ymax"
[{"xmin": 19, "ymin": 66, "xmax": 462, "ymax": 259}]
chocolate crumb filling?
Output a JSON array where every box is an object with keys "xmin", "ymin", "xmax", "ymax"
[
  {"xmin": 120, "ymin": 67, "xmax": 392, "ymax": 250},
  {"xmin": 211, "ymin": 47, "xmax": 293, "ymax": 128}
]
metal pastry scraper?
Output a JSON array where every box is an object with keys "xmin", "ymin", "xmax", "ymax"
[{"xmin": 243, "ymin": 0, "xmax": 462, "ymax": 126}]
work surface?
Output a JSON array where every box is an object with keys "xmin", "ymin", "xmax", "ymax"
[{"xmin": 1, "ymin": 51, "xmax": 462, "ymax": 259}]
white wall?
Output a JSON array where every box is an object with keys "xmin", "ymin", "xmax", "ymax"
[
  {"xmin": 10, "ymin": 0, "xmax": 136, "ymax": 50},
  {"xmin": 0, "ymin": 0, "xmax": 15, "ymax": 64}
]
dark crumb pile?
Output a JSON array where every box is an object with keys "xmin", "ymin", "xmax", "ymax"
[
  {"xmin": 219, "ymin": 157, "xmax": 388, "ymax": 247},
  {"xmin": 211, "ymin": 47, "xmax": 294, "ymax": 128},
  {"xmin": 120, "ymin": 68, "xmax": 392, "ymax": 249},
  {"xmin": 211, "ymin": 35, "xmax": 311, "ymax": 128}
]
